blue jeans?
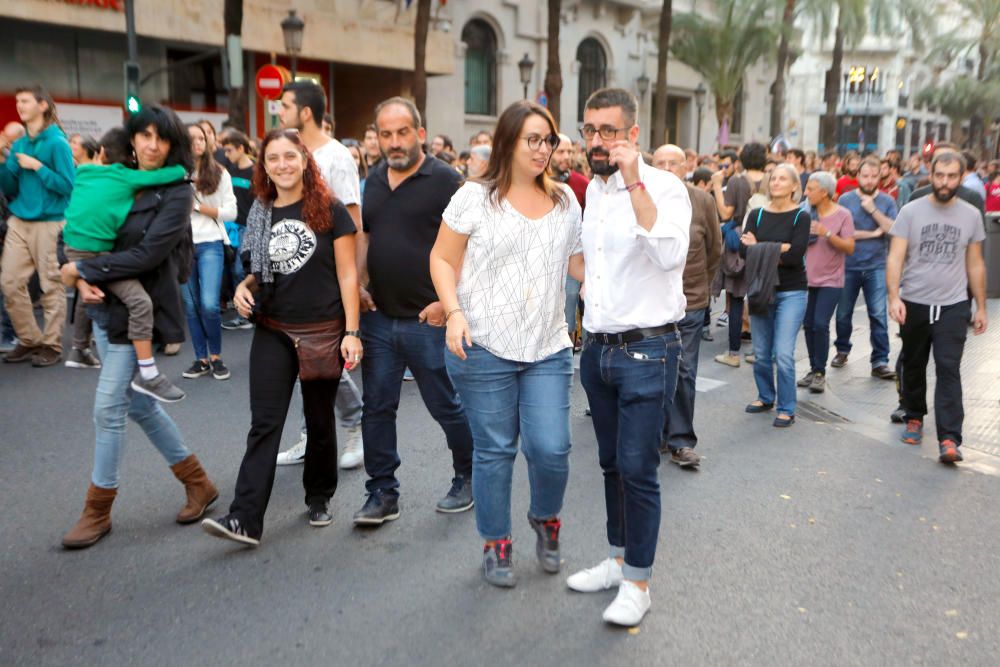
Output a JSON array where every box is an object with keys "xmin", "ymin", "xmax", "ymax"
[
  {"xmin": 446, "ymin": 346, "xmax": 572, "ymax": 540},
  {"xmin": 835, "ymin": 267, "xmax": 890, "ymax": 368},
  {"xmin": 231, "ymin": 225, "xmax": 247, "ymax": 286},
  {"xmin": 91, "ymin": 322, "xmax": 190, "ymax": 488},
  {"xmin": 360, "ymin": 309, "xmax": 474, "ymax": 497},
  {"xmin": 182, "ymin": 241, "xmax": 224, "ymax": 360},
  {"xmin": 804, "ymin": 287, "xmax": 842, "ymax": 373},
  {"xmin": 565, "ymin": 276, "xmax": 581, "ymax": 339},
  {"xmin": 663, "ymin": 308, "xmax": 705, "ymax": 451},
  {"xmin": 750, "ymin": 290, "xmax": 807, "ymax": 416},
  {"xmin": 580, "ymin": 331, "xmax": 681, "ymax": 581}
]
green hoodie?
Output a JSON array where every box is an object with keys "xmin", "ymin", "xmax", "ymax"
[
  {"xmin": 63, "ymin": 163, "xmax": 187, "ymax": 252},
  {"xmin": 0, "ymin": 124, "xmax": 76, "ymax": 221}
]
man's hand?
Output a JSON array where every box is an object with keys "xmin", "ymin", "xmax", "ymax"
[
  {"xmin": 15, "ymin": 153, "xmax": 42, "ymax": 171},
  {"xmin": 609, "ymin": 140, "xmax": 640, "ymax": 185},
  {"xmin": 889, "ymin": 296, "xmax": 906, "ymax": 325},
  {"xmin": 60, "ymin": 261, "xmax": 79, "ymax": 288},
  {"xmin": 418, "ymin": 301, "xmax": 446, "ymax": 327},
  {"xmin": 810, "ymin": 221, "xmax": 828, "ymax": 237},
  {"xmin": 711, "ymin": 169, "xmax": 725, "ymax": 189},
  {"xmin": 858, "ymin": 193, "xmax": 876, "ymax": 214},
  {"xmin": 972, "ymin": 308, "xmax": 988, "ymax": 335},
  {"xmin": 359, "ymin": 287, "xmax": 377, "ymax": 312}
]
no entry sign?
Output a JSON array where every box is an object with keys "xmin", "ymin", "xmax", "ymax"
[{"xmin": 255, "ymin": 65, "xmax": 289, "ymax": 100}]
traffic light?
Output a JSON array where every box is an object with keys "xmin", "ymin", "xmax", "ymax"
[{"xmin": 124, "ymin": 61, "xmax": 141, "ymax": 114}]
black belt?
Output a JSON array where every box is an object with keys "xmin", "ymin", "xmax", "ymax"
[{"xmin": 588, "ymin": 323, "xmax": 678, "ymax": 345}]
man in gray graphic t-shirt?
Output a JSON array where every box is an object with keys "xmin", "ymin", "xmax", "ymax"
[{"xmin": 886, "ymin": 152, "xmax": 988, "ymax": 465}]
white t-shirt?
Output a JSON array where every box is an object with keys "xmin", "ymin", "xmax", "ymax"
[
  {"xmin": 443, "ymin": 181, "xmax": 583, "ymax": 363},
  {"xmin": 312, "ymin": 138, "xmax": 361, "ymax": 207}
]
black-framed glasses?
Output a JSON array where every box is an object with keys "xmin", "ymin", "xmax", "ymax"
[
  {"xmin": 521, "ymin": 133, "xmax": 559, "ymax": 152},
  {"xmin": 578, "ymin": 125, "xmax": 628, "ymax": 140}
]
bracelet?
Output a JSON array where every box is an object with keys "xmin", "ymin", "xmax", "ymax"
[
  {"xmin": 344, "ymin": 330, "xmax": 361, "ymax": 338},
  {"xmin": 445, "ymin": 308, "xmax": 463, "ymax": 322},
  {"xmin": 625, "ymin": 181, "xmax": 646, "ymax": 193}
]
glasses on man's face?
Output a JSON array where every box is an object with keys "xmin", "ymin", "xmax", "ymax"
[
  {"xmin": 578, "ymin": 125, "xmax": 628, "ymax": 141},
  {"xmin": 522, "ymin": 133, "xmax": 559, "ymax": 152}
]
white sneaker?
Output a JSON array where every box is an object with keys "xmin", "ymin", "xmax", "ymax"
[
  {"xmin": 566, "ymin": 557, "xmax": 624, "ymax": 593},
  {"xmin": 602, "ymin": 580, "xmax": 651, "ymax": 626},
  {"xmin": 276, "ymin": 434, "xmax": 307, "ymax": 465},
  {"xmin": 339, "ymin": 426, "xmax": 364, "ymax": 469}
]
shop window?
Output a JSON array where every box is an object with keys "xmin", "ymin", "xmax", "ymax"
[
  {"xmin": 462, "ymin": 20, "xmax": 497, "ymax": 116},
  {"xmin": 577, "ymin": 38, "xmax": 607, "ymax": 122}
]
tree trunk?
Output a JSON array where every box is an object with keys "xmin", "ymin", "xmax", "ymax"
[
  {"xmin": 970, "ymin": 40, "xmax": 989, "ymax": 154},
  {"xmin": 651, "ymin": 0, "xmax": 673, "ymax": 147},
  {"xmin": 544, "ymin": 0, "xmax": 563, "ymax": 125},
  {"xmin": 769, "ymin": 0, "xmax": 796, "ymax": 139},
  {"xmin": 413, "ymin": 0, "xmax": 432, "ymax": 120},
  {"xmin": 820, "ymin": 13, "xmax": 846, "ymax": 151},
  {"xmin": 224, "ymin": 0, "xmax": 246, "ymax": 131}
]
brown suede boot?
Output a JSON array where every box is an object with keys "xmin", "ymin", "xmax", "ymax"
[
  {"xmin": 170, "ymin": 454, "xmax": 219, "ymax": 524},
  {"xmin": 62, "ymin": 484, "xmax": 117, "ymax": 549}
]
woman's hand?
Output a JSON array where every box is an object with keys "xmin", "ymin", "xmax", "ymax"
[
  {"xmin": 445, "ymin": 311, "xmax": 472, "ymax": 360},
  {"xmin": 234, "ymin": 281, "xmax": 255, "ymax": 318},
  {"xmin": 342, "ymin": 334, "xmax": 363, "ymax": 371},
  {"xmin": 740, "ymin": 231, "xmax": 758, "ymax": 247},
  {"xmin": 76, "ymin": 279, "xmax": 105, "ymax": 304}
]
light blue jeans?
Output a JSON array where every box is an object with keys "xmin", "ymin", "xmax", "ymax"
[
  {"xmin": 446, "ymin": 345, "xmax": 573, "ymax": 540},
  {"xmin": 182, "ymin": 240, "xmax": 224, "ymax": 360},
  {"xmin": 91, "ymin": 323, "xmax": 190, "ymax": 488},
  {"xmin": 750, "ymin": 290, "xmax": 807, "ymax": 416}
]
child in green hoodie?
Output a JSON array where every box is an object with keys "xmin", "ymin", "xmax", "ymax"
[{"xmin": 63, "ymin": 128, "xmax": 187, "ymax": 403}]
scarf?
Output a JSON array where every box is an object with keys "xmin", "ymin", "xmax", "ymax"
[{"xmin": 245, "ymin": 199, "xmax": 274, "ymax": 283}]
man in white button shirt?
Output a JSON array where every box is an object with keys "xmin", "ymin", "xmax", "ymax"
[{"xmin": 565, "ymin": 88, "xmax": 692, "ymax": 627}]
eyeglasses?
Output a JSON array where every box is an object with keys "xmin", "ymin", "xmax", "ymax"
[
  {"xmin": 578, "ymin": 125, "xmax": 629, "ymax": 141},
  {"xmin": 522, "ymin": 133, "xmax": 559, "ymax": 152}
]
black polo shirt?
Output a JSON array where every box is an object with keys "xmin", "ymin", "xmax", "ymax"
[{"xmin": 363, "ymin": 154, "xmax": 463, "ymax": 318}]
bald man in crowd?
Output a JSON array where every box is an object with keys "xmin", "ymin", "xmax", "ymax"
[{"xmin": 651, "ymin": 144, "xmax": 722, "ymax": 468}]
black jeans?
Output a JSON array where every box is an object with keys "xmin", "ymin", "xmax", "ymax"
[
  {"xmin": 728, "ymin": 294, "xmax": 744, "ymax": 354},
  {"xmin": 230, "ymin": 324, "xmax": 340, "ymax": 535},
  {"xmin": 662, "ymin": 308, "xmax": 705, "ymax": 451},
  {"xmin": 899, "ymin": 300, "xmax": 970, "ymax": 444}
]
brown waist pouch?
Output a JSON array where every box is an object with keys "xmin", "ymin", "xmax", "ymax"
[{"xmin": 257, "ymin": 315, "xmax": 345, "ymax": 382}]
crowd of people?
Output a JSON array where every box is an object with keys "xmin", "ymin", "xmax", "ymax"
[{"xmin": 0, "ymin": 81, "xmax": 992, "ymax": 628}]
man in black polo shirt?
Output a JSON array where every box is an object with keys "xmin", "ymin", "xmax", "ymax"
[{"xmin": 353, "ymin": 96, "xmax": 475, "ymax": 526}]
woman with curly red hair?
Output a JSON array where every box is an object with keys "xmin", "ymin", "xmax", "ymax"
[{"xmin": 202, "ymin": 129, "xmax": 362, "ymax": 546}]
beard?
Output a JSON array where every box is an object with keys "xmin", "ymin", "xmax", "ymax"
[
  {"xmin": 859, "ymin": 185, "xmax": 878, "ymax": 196},
  {"xmin": 383, "ymin": 143, "xmax": 422, "ymax": 171},
  {"xmin": 587, "ymin": 147, "xmax": 618, "ymax": 177},
  {"xmin": 932, "ymin": 185, "xmax": 957, "ymax": 203}
]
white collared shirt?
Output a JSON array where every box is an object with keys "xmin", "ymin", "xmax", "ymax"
[{"xmin": 581, "ymin": 157, "xmax": 691, "ymax": 334}]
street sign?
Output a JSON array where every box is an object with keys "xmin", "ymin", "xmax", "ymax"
[
  {"xmin": 255, "ymin": 65, "xmax": 289, "ymax": 101},
  {"xmin": 536, "ymin": 91, "xmax": 548, "ymax": 107}
]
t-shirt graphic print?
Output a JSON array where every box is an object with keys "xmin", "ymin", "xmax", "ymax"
[{"xmin": 269, "ymin": 218, "xmax": 317, "ymax": 275}]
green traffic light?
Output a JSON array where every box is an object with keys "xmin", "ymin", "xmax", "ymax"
[{"xmin": 126, "ymin": 96, "xmax": 141, "ymax": 114}]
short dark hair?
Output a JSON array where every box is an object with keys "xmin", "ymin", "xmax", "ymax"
[
  {"xmin": 739, "ymin": 142, "xmax": 767, "ymax": 171},
  {"xmin": 718, "ymin": 150, "xmax": 738, "ymax": 162},
  {"xmin": 583, "ymin": 87, "xmax": 638, "ymax": 127},
  {"xmin": 374, "ymin": 96, "xmax": 423, "ymax": 130},
  {"xmin": 787, "ymin": 148, "xmax": 805, "ymax": 163},
  {"xmin": 932, "ymin": 151, "xmax": 966, "ymax": 174},
  {"xmin": 365, "ymin": 124, "xmax": 377, "ymax": 136},
  {"xmin": 220, "ymin": 129, "xmax": 253, "ymax": 154},
  {"xmin": 125, "ymin": 105, "xmax": 193, "ymax": 172},
  {"xmin": 98, "ymin": 127, "xmax": 131, "ymax": 166},
  {"xmin": 79, "ymin": 135, "xmax": 100, "ymax": 160},
  {"xmin": 282, "ymin": 81, "xmax": 326, "ymax": 128},
  {"xmin": 435, "ymin": 134, "xmax": 454, "ymax": 150},
  {"xmin": 692, "ymin": 167, "xmax": 714, "ymax": 186},
  {"xmin": 961, "ymin": 151, "xmax": 977, "ymax": 172}
]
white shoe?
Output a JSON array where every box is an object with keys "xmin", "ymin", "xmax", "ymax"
[
  {"xmin": 276, "ymin": 434, "xmax": 307, "ymax": 465},
  {"xmin": 339, "ymin": 426, "xmax": 364, "ymax": 469},
  {"xmin": 566, "ymin": 557, "xmax": 624, "ymax": 593},
  {"xmin": 602, "ymin": 580, "xmax": 651, "ymax": 626}
]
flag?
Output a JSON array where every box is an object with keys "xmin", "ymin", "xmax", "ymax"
[{"xmin": 718, "ymin": 118, "xmax": 729, "ymax": 147}]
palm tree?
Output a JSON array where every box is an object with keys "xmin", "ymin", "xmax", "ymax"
[
  {"xmin": 413, "ymin": 0, "xmax": 432, "ymax": 119},
  {"xmin": 670, "ymin": 0, "xmax": 779, "ymax": 144},
  {"xmin": 224, "ymin": 0, "xmax": 245, "ymax": 131},
  {"xmin": 651, "ymin": 0, "xmax": 673, "ymax": 147},
  {"xmin": 544, "ymin": 0, "xmax": 563, "ymax": 124},
  {"xmin": 915, "ymin": 74, "xmax": 1000, "ymax": 145}
]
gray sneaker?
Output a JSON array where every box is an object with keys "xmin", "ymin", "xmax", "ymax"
[
  {"xmin": 809, "ymin": 373, "xmax": 826, "ymax": 393},
  {"xmin": 130, "ymin": 372, "xmax": 186, "ymax": 403},
  {"xmin": 483, "ymin": 539, "xmax": 516, "ymax": 588},
  {"xmin": 527, "ymin": 514, "xmax": 561, "ymax": 573},
  {"xmin": 436, "ymin": 475, "xmax": 473, "ymax": 513},
  {"xmin": 797, "ymin": 371, "xmax": 816, "ymax": 388},
  {"xmin": 670, "ymin": 447, "xmax": 701, "ymax": 468},
  {"xmin": 65, "ymin": 347, "xmax": 102, "ymax": 369}
]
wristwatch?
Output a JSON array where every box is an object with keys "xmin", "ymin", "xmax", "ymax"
[
  {"xmin": 193, "ymin": 202, "xmax": 201, "ymax": 213},
  {"xmin": 344, "ymin": 330, "xmax": 361, "ymax": 338},
  {"xmin": 824, "ymin": 230, "xmax": 832, "ymax": 238}
]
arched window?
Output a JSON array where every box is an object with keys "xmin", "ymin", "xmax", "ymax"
[
  {"xmin": 462, "ymin": 20, "xmax": 497, "ymax": 116},
  {"xmin": 577, "ymin": 38, "xmax": 607, "ymax": 121}
]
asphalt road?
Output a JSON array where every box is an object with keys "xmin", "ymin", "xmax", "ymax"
[{"xmin": 1, "ymin": 314, "xmax": 998, "ymax": 666}]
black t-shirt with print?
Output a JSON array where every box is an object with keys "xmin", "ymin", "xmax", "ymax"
[{"xmin": 257, "ymin": 200, "xmax": 355, "ymax": 323}]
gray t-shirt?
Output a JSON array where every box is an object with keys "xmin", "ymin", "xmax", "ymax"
[{"xmin": 890, "ymin": 196, "xmax": 985, "ymax": 306}]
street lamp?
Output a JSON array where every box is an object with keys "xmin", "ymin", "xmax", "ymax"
[
  {"xmin": 694, "ymin": 82, "xmax": 706, "ymax": 153},
  {"xmin": 518, "ymin": 53, "xmax": 534, "ymax": 100},
  {"xmin": 281, "ymin": 9, "xmax": 305, "ymax": 80},
  {"xmin": 636, "ymin": 72, "xmax": 650, "ymax": 98}
]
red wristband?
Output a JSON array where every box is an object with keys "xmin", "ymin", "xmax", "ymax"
[{"xmin": 626, "ymin": 181, "xmax": 645, "ymax": 193}]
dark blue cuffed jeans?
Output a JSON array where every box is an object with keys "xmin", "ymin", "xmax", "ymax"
[
  {"xmin": 804, "ymin": 286, "xmax": 842, "ymax": 374},
  {"xmin": 580, "ymin": 331, "xmax": 681, "ymax": 581},
  {"xmin": 663, "ymin": 308, "xmax": 705, "ymax": 452},
  {"xmin": 835, "ymin": 267, "xmax": 890, "ymax": 368},
  {"xmin": 360, "ymin": 309, "xmax": 474, "ymax": 498}
]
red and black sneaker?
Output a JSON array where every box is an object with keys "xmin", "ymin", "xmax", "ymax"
[
  {"xmin": 938, "ymin": 439, "xmax": 963, "ymax": 464},
  {"xmin": 527, "ymin": 514, "xmax": 561, "ymax": 574},
  {"xmin": 482, "ymin": 538, "xmax": 515, "ymax": 588},
  {"xmin": 901, "ymin": 419, "xmax": 923, "ymax": 445}
]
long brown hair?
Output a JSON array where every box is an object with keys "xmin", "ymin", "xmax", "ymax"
[
  {"xmin": 252, "ymin": 129, "xmax": 334, "ymax": 233},
  {"xmin": 15, "ymin": 85, "xmax": 60, "ymax": 129},
  {"xmin": 479, "ymin": 100, "xmax": 567, "ymax": 211},
  {"xmin": 188, "ymin": 123, "xmax": 222, "ymax": 195}
]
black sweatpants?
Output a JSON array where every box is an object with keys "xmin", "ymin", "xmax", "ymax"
[
  {"xmin": 230, "ymin": 323, "xmax": 341, "ymax": 535},
  {"xmin": 898, "ymin": 300, "xmax": 970, "ymax": 444}
]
